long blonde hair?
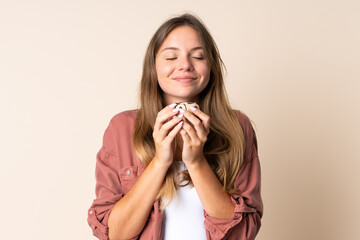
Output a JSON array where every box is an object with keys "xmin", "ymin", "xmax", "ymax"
[{"xmin": 133, "ymin": 13, "xmax": 245, "ymax": 208}]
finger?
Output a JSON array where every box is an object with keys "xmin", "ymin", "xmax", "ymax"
[
  {"xmin": 189, "ymin": 107, "xmax": 210, "ymax": 132},
  {"xmin": 183, "ymin": 111, "xmax": 207, "ymax": 137},
  {"xmin": 164, "ymin": 121, "xmax": 184, "ymax": 144},
  {"xmin": 182, "ymin": 121, "xmax": 200, "ymax": 143},
  {"xmin": 154, "ymin": 104, "xmax": 181, "ymax": 132},
  {"xmin": 179, "ymin": 128, "xmax": 191, "ymax": 145},
  {"xmin": 158, "ymin": 114, "xmax": 184, "ymax": 137}
]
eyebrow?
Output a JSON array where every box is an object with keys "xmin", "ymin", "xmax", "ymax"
[{"xmin": 160, "ymin": 46, "xmax": 203, "ymax": 52}]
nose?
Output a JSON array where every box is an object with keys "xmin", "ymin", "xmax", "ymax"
[{"xmin": 178, "ymin": 57, "xmax": 194, "ymax": 71}]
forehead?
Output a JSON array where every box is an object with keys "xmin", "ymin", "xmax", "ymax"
[{"xmin": 160, "ymin": 26, "xmax": 203, "ymax": 50}]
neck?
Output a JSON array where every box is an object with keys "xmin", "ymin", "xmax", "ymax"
[{"xmin": 164, "ymin": 95, "xmax": 199, "ymax": 105}]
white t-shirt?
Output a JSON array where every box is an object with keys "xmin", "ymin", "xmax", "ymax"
[{"xmin": 163, "ymin": 161, "xmax": 207, "ymax": 240}]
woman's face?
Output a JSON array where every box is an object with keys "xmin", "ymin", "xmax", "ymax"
[{"xmin": 155, "ymin": 26, "xmax": 210, "ymax": 104}]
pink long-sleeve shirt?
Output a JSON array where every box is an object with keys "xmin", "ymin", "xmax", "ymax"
[{"xmin": 87, "ymin": 109, "xmax": 263, "ymax": 240}]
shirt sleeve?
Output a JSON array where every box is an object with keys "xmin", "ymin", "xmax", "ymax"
[
  {"xmin": 87, "ymin": 146, "xmax": 125, "ymax": 240},
  {"xmin": 203, "ymin": 117, "xmax": 263, "ymax": 240},
  {"xmin": 87, "ymin": 116, "xmax": 130, "ymax": 240}
]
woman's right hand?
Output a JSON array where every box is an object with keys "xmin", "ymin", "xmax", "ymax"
[
  {"xmin": 107, "ymin": 104, "xmax": 184, "ymax": 240},
  {"xmin": 152, "ymin": 103, "xmax": 184, "ymax": 167}
]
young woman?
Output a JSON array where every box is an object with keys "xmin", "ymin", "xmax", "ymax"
[{"xmin": 87, "ymin": 14, "xmax": 263, "ymax": 240}]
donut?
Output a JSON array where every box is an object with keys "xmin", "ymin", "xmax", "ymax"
[{"xmin": 175, "ymin": 102, "xmax": 200, "ymax": 111}]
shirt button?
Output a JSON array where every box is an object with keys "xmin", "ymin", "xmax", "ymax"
[
  {"xmin": 126, "ymin": 170, "xmax": 131, "ymax": 175},
  {"xmin": 89, "ymin": 210, "xmax": 93, "ymax": 215}
]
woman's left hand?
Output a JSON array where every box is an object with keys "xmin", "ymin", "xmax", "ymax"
[{"xmin": 180, "ymin": 107, "xmax": 210, "ymax": 165}]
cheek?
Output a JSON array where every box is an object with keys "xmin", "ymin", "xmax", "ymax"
[
  {"xmin": 156, "ymin": 61, "xmax": 174, "ymax": 78},
  {"xmin": 198, "ymin": 63, "xmax": 210, "ymax": 80}
]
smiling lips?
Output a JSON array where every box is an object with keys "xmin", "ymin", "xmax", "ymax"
[{"xmin": 173, "ymin": 76, "xmax": 197, "ymax": 83}]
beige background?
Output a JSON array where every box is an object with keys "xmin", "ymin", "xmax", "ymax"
[{"xmin": 1, "ymin": 0, "xmax": 359, "ymax": 239}]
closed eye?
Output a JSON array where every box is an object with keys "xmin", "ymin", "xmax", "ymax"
[{"xmin": 166, "ymin": 57, "xmax": 177, "ymax": 60}]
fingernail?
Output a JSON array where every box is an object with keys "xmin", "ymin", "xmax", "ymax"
[
  {"xmin": 172, "ymin": 108, "xmax": 179, "ymax": 113},
  {"xmin": 169, "ymin": 103, "xmax": 177, "ymax": 108},
  {"xmin": 177, "ymin": 121, "xmax": 183, "ymax": 127},
  {"xmin": 173, "ymin": 114, "xmax": 183, "ymax": 119},
  {"xmin": 179, "ymin": 109, "xmax": 185, "ymax": 113},
  {"xmin": 190, "ymin": 106, "xmax": 197, "ymax": 111}
]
